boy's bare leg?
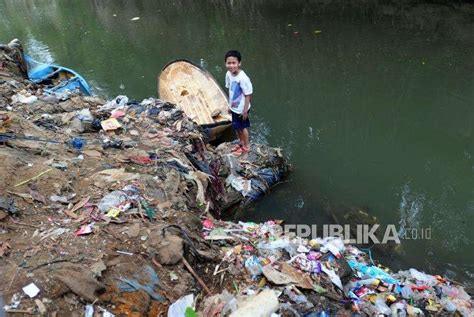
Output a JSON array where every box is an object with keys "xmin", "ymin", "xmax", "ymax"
[
  {"xmin": 234, "ymin": 130, "xmax": 242, "ymax": 146},
  {"xmin": 241, "ymin": 128, "xmax": 249, "ymax": 149}
]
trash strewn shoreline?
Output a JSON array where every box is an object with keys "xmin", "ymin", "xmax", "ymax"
[{"xmin": 1, "ymin": 40, "xmax": 473, "ymax": 316}]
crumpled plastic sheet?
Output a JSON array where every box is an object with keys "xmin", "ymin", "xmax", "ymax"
[
  {"xmin": 226, "ymin": 174, "xmax": 252, "ymax": 197},
  {"xmin": 246, "ymin": 167, "xmax": 283, "ymax": 200},
  {"xmin": 118, "ymin": 265, "xmax": 165, "ymax": 301}
]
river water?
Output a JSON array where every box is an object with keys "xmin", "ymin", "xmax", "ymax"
[{"xmin": 1, "ymin": 0, "xmax": 473, "ymax": 285}]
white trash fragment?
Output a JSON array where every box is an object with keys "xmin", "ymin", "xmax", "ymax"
[
  {"xmin": 3, "ymin": 293, "xmax": 21, "ymax": 310},
  {"xmin": 102, "ymin": 310, "xmax": 115, "ymax": 317},
  {"xmin": 230, "ymin": 289, "xmax": 279, "ymax": 317},
  {"xmin": 226, "ymin": 174, "xmax": 252, "ymax": 197},
  {"xmin": 98, "ymin": 95, "xmax": 128, "ymax": 112},
  {"xmin": 85, "ymin": 304, "xmax": 94, "ymax": 317},
  {"xmin": 22, "ymin": 282, "xmax": 40, "ymax": 298},
  {"xmin": 12, "ymin": 93, "xmax": 38, "ymax": 104},
  {"xmin": 409, "ymin": 268, "xmax": 437, "ymax": 286},
  {"xmin": 168, "ymin": 294, "xmax": 194, "ymax": 317},
  {"xmin": 321, "ymin": 265, "xmax": 343, "ymax": 290}
]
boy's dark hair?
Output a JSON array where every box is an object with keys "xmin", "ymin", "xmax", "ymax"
[{"xmin": 225, "ymin": 50, "xmax": 241, "ymax": 62}]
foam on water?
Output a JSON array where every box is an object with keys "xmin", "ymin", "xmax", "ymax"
[
  {"xmin": 25, "ymin": 34, "xmax": 55, "ymax": 64},
  {"xmin": 398, "ymin": 182, "xmax": 424, "ymax": 237}
]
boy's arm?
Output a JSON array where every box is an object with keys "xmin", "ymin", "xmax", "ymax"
[{"xmin": 242, "ymin": 94, "xmax": 251, "ymax": 120}]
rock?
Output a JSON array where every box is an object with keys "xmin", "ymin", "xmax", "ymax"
[
  {"xmin": 69, "ymin": 117, "xmax": 85, "ymax": 133},
  {"xmin": 83, "ymin": 150, "xmax": 102, "ymax": 158},
  {"xmin": 53, "ymin": 265, "xmax": 106, "ymax": 302},
  {"xmin": 90, "ymin": 260, "xmax": 107, "ymax": 277},
  {"xmin": 262, "ymin": 265, "xmax": 293, "ymax": 285},
  {"xmin": 151, "ymin": 234, "xmax": 184, "ymax": 265},
  {"xmin": 126, "ymin": 223, "xmax": 141, "ymax": 238}
]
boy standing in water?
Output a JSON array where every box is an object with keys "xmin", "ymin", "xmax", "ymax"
[{"xmin": 225, "ymin": 50, "xmax": 253, "ymax": 156}]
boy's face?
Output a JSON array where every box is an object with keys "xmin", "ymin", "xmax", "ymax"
[{"xmin": 225, "ymin": 56, "xmax": 241, "ymax": 75}]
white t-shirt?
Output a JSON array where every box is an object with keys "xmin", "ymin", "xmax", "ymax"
[{"xmin": 225, "ymin": 70, "xmax": 253, "ymax": 114}]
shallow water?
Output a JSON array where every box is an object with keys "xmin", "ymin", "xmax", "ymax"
[{"xmin": 1, "ymin": 0, "xmax": 473, "ymax": 285}]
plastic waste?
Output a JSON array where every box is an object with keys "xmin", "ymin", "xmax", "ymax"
[
  {"xmin": 168, "ymin": 294, "xmax": 194, "ymax": 317},
  {"xmin": 374, "ymin": 297, "xmax": 391, "ymax": 315},
  {"xmin": 355, "ymin": 278, "xmax": 380, "ymax": 287},
  {"xmin": 406, "ymin": 304, "xmax": 424, "ymax": 316},
  {"xmin": 401, "ymin": 285, "xmax": 413, "ymax": 299},
  {"xmin": 440, "ymin": 298, "xmax": 457, "ymax": 312},
  {"xmin": 98, "ymin": 191, "xmax": 127, "ymax": 212},
  {"xmin": 70, "ymin": 137, "xmax": 86, "ymax": 150},
  {"xmin": 246, "ymin": 168, "xmax": 283, "ymax": 200},
  {"xmin": 101, "ymin": 118, "xmax": 122, "ymax": 131},
  {"xmin": 22, "ymin": 283, "xmax": 40, "ymax": 298},
  {"xmin": 321, "ymin": 265, "xmax": 343, "ymax": 290},
  {"xmin": 76, "ymin": 108, "xmax": 94, "ymax": 131},
  {"xmin": 257, "ymin": 239, "xmax": 290, "ymax": 250},
  {"xmin": 319, "ymin": 237, "xmax": 344, "ymax": 258},
  {"xmin": 99, "ymin": 95, "xmax": 129, "ymax": 112},
  {"xmin": 12, "ymin": 93, "xmax": 37, "ymax": 104},
  {"xmin": 390, "ymin": 302, "xmax": 407, "ymax": 317},
  {"xmin": 409, "ymin": 268, "xmax": 437, "ymax": 286},
  {"xmin": 348, "ymin": 260, "xmax": 399, "ymax": 284},
  {"xmin": 441, "ymin": 284, "xmax": 470, "ymax": 301},
  {"xmin": 244, "ymin": 256, "xmax": 263, "ymax": 279},
  {"xmin": 226, "ymin": 174, "xmax": 252, "ymax": 197},
  {"xmin": 102, "ymin": 138, "xmax": 124, "ymax": 149},
  {"xmin": 140, "ymin": 199, "xmax": 156, "ymax": 219},
  {"xmin": 84, "ymin": 304, "xmax": 94, "ymax": 317},
  {"xmin": 220, "ymin": 290, "xmax": 238, "ymax": 316}
]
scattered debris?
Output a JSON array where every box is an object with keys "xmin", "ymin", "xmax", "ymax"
[{"xmin": 1, "ymin": 39, "xmax": 471, "ymax": 316}]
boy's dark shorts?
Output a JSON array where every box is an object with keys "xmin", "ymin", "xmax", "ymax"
[{"xmin": 231, "ymin": 111, "xmax": 250, "ymax": 130}]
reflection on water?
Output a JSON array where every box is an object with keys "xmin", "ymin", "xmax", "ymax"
[{"xmin": 0, "ymin": 0, "xmax": 473, "ymax": 285}]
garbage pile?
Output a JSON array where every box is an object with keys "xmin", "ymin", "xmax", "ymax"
[
  {"xmin": 194, "ymin": 219, "xmax": 474, "ymax": 316},
  {"xmin": 1, "ymin": 39, "xmax": 472, "ymax": 316},
  {"xmin": 0, "ymin": 40, "xmax": 291, "ymax": 315}
]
